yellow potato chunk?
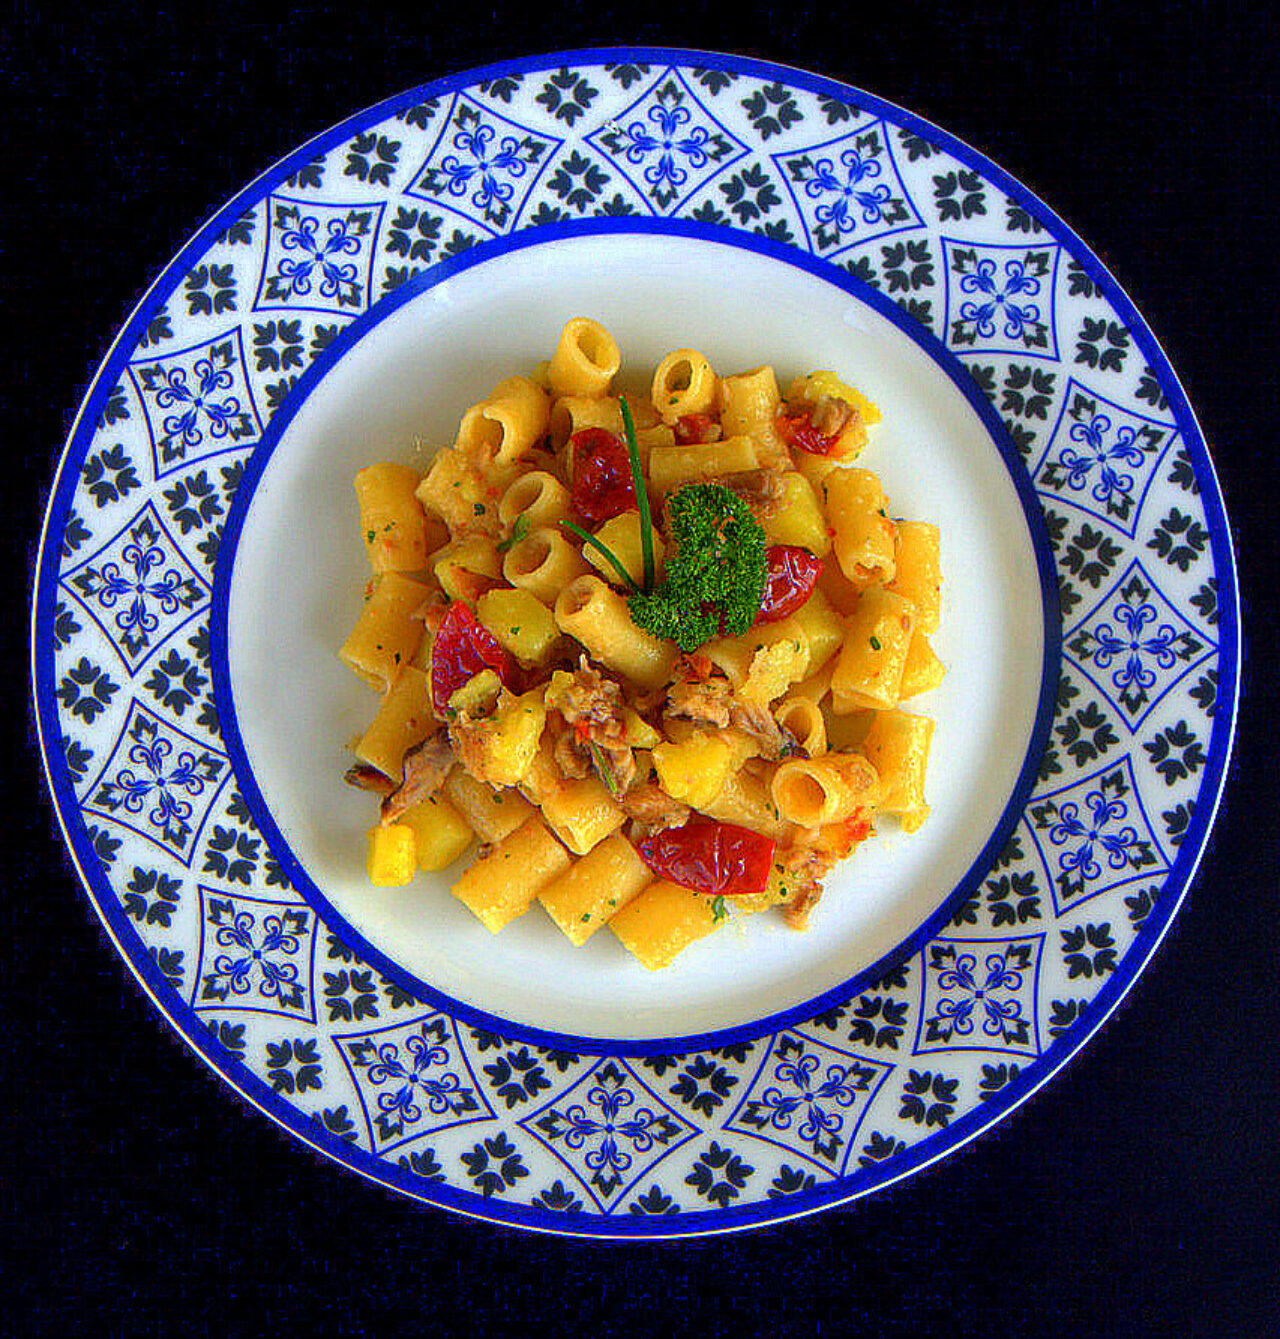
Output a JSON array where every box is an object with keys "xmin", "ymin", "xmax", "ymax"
[
  {"xmin": 652, "ymin": 732, "xmax": 735, "ymax": 809},
  {"xmin": 609, "ymin": 880, "xmax": 724, "ymax": 970},
  {"xmin": 460, "ymin": 689, "xmax": 546, "ymax": 787},
  {"xmin": 476, "ymin": 587, "xmax": 560, "ymax": 665},
  {"xmin": 366, "ymin": 824, "xmax": 417, "ymax": 886}
]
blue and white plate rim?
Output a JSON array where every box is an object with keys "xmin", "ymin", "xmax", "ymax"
[{"xmin": 30, "ymin": 47, "xmax": 1241, "ymax": 1237}]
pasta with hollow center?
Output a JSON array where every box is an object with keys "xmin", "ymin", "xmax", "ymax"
[{"xmin": 343, "ymin": 318, "xmax": 944, "ymax": 965}]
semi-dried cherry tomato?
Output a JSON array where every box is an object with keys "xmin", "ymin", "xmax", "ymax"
[
  {"xmin": 756, "ymin": 545, "xmax": 823, "ymax": 623},
  {"xmin": 673, "ymin": 412, "xmax": 718, "ymax": 445},
  {"xmin": 636, "ymin": 820, "xmax": 776, "ymax": 898},
  {"xmin": 569, "ymin": 427, "xmax": 636, "ymax": 525},
  {"xmin": 776, "ymin": 406, "xmax": 840, "ymax": 456},
  {"xmin": 430, "ymin": 600, "xmax": 515, "ymax": 716}
]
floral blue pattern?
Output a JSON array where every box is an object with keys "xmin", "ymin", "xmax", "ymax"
[
  {"xmin": 587, "ymin": 68, "xmax": 747, "ymax": 213},
  {"xmin": 127, "ymin": 328, "xmax": 262, "ymax": 476},
  {"xmin": 61, "ymin": 503, "xmax": 208, "ymax": 673},
  {"xmin": 407, "ymin": 94, "xmax": 562, "ymax": 233},
  {"xmin": 521, "ymin": 1058, "xmax": 698, "ymax": 1211},
  {"xmin": 254, "ymin": 196, "xmax": 386, "ymax": 315},
  {"xmin": 194, "ymin": 887, "xmax": 318, "ymax": 1022},
  {"xmin": 774, "ymin": 119, "xmax": 923, "ymax": 255},
  {"xmin": 33, "ymin": 51, "xmax": 1236, "ymax": 1236},
  {"xmin": 942, "ymin": 238, "xmax": 1062, "ymax": 358}
]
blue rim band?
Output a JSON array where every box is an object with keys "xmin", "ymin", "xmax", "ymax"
[{"xmin": 30, "ymin": 46, "xmax": 1240, "ymax": 1237}]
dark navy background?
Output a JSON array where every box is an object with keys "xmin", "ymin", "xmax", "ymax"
[{"xmin": 7, "ymin": 2, "xmax": 1278, "ymax": 1332}]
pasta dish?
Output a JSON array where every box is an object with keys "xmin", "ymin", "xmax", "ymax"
[{"xmin": 339, "ymin": 318, "xmax": 942, "ymax": 969}]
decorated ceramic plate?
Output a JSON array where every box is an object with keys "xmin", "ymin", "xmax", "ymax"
[{"xmin": 32, "ymin": 49, "xmax": 1238, "ymax": 1237}]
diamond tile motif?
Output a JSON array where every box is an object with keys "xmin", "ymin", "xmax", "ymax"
[
  {"xmin": 1033, "ymin": 378, "xmax": 1179, "ymax": 536},
  {"xmin": 60, "ymin": 501, "xmax": 208, "ymax": 674},
  {"xmin": 773, "ymin": 117, "xmax": 923, "ymax": 257},
  {"xmin": 1027, "ymin": 755, "xmax": 1170, "ymax": 916},
  {"xmin": 252, "ymin": 194, "xmax": 387, "ymax": 315},
  {"xmin": 81, "ymin": 698, "xmax": 230, "ymax": 864},
  {"xmin": 724, "ymin": 1031, "xmax": 895, "ymax": 1176},
  {"xmin": 126, "ymin": 327, "xmax": 262, "ymax": 478},
  {"xmin": 405, "ymin": 93, "xmax": 563, "ymax": 233},
  {"xmin": 334, "ymin": 1013, "xmax": 494, "ymax": 1155},
  {"xmin": 192, "ymin": 886, "xmax": 318, "ymax": 1023},
  {"xmin": 519, "ymin": 1057, "xmax": 699, "ymax": 1212},
  {"xmin": 914, "ymin": 935, "xmax": 1046, "ymax": 1058},
  {"xmin": 586, "ymin": 67, "xmax": 748, "ymax": 214},
  {"xmin": 1065, "ymin": 559, "xmax": 1214, "ymax": 729},
  {"xmin": 941, "ymin": 237, "xmax": 1063, "ymax": 360}
]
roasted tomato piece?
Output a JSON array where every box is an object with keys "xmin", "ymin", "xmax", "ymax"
[
  {"xmin": 636, "ymin": 820, "xmax": 776, "ymax": 897},
  {"xmin": 569, "ymin": 427, "xmax": 636, "ymax": 525},
  {"xmin": 429, "ymin": 600, "xmax": 515, "ymax": 716},
  {"xmin": 756, "ymin": 545, "xmax": 823, "ymax": 623}
]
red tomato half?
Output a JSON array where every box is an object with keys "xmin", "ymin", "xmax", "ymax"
[
  {"xmin": 756, "ymin": 545, "xmax": 823, "ymax": 623},
  {"xmin": 429, "ymin": 600, "xmax": 515, "ymax": 716},
  {"xmin": 636, "ymin": 820, "xmax": 776, "ymax": 898},
  {"xmin": 569, "ymin": 427, "xmax": 636, "ymax": 526},
  {"xmin": 777, "ymin": 406, "xmax": 840, "ymax": 456}
]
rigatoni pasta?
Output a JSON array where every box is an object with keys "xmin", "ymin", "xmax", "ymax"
[{"xmin": 339, "ymin": 317, "xmax": 944, "ymax": 968}]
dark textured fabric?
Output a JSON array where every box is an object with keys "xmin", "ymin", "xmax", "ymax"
[{"xmin": 7, "ymin": 2, "xmax": 1278, "ymax": 1332}]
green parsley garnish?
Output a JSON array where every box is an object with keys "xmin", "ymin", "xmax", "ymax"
[
  {"xmin": 870, "ymin": 635, "xmax": 882, "ymax": 650},
  {"xmin": 473, "ymin": 502, "xmax": 486, "ymax": 516},
  {"xmin": 496, "ymin": 513, "xmax": 530, "ymax": 553},
  {"xmin": 559, "ymin": 519, "xmax": 639, "ymax": 590},
  {"xmin": 619, "ymin": 395, "xmax": 655, "ymax": 592},
  {"xmin": 628, "ymin": 483, "xmax": 767, "ymax": 651},
  {"xmin": 710, "ymin": 896, "xmax": 729, "ymax": 924}
]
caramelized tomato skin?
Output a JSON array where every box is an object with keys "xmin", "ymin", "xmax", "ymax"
[
  {"xmin": 569, "ymin": 427, "xmax": 636, "ymax": 525},
  {"xmin": 636, "ymin": 820, "xmax": 776, "ymax": 897},
  {"xmin": 756, "ymin": 545, "xmax": 823, "ymax": 623},
  {"xmin": 673, "ymin": 412, "xmax": 718, "ymax": 445},
  {"xmin": 777, "ymin": 407, "xmax": 839, "ymax": 456},
  {"xmin": 429, "ymin": 600, "xmax": 515, "ymax": 716}
]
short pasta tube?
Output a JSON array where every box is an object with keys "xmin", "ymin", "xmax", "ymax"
[
  {"xmin": 899, "ymin": 630, "xmax": 946, "ymax": 699},
  {"xmin": 860, "ymin": 709, "xmax": 934, "ymax": 831},
  {"xmin": 457, "ymin": 375, "xmax": 550, "ymax": 466},
  {"xmin": 651, "ymin": 348, "xmax": 716, "ymax": 422},
  {"xmin": 398, "ymin": 792, "xmax": 473, "ymax": 871},
  {"xmin": 698, "ymin": 766, "xmax": 788, "ymax": 840},
  {"xmin": 771, "ymin": 751, "xmax": 879, "ymax": 828},
  {"xmin": 647, "ymin": 436, "xmax": 760, "ymax": 497},
  {"xmin": 538, "ymin": 832, "xmax": 652, "ymax": 944},
  {"xmin": 538, "ymin": 775, "xmax": 625, "ymax": 855},
  {"xmin": 355, "ymin": 463, "xmax": 429, "ymax": 572},
  {"xmin": 775, "ymin": 695, "xmax": 827, "ymax": 756},
  {"xmin": 415, "ymin": 447, "xmax": 501, "ymax": 539},
  {"xmin": 546, "ymin": 317, "xmax": 621, "ymax": 398},
  {"xmin": 830, "ymin": 587, "xmax": 917, "ymax": 710},
  {"xmin": 442, "ymin": 770, "xmax": 535, "ymax": 844},
  {"xmin": 339, "ymin": 572, "xmax": 431, "ymax": 692},
  {"xmin": 716, "ymin": 364, "xmax": 790, "ymax": 468},
  {"xmin": 825, "ymin": 468, "xmax": 897, "ymax": 586},
  {"xmin": 885, "ymin": 520, "xmax": 941, "ymax": 635},
  {"xmin": 503, "ymin": 525, "xmax": 589, "ymax": 605},
  {"xmin": 791, "ymin": 587, "xmax": 843, "ymax": 673},
  {"xmin": 433, "ymin": 536, "xmax": 501, "ymax": 604},
  {"xmin": 498, "ymin": 470, "xmax": 570, "ymax": 531},
  {"xmin": 450, "ymin": 816, "xmax": 570, "ymax": 933},
  {"xmin": 355, "ymin": 667, "xmax": 433, "ymax": 779},
  {"xmin": 550, "ymin": 395, "xmax": 623, "ymax": 451},
  {"xmin": 554, "ymin": 576, "xmax": 676, "ymax": 689},
  {"xmin": 609, "ymin": 879, "xmax": 722, "ymax": 970}
]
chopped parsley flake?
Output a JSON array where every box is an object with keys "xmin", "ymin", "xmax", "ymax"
[{"xmin": 870, "ymin": 635, "xmax": 882, "ymax": 650}]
